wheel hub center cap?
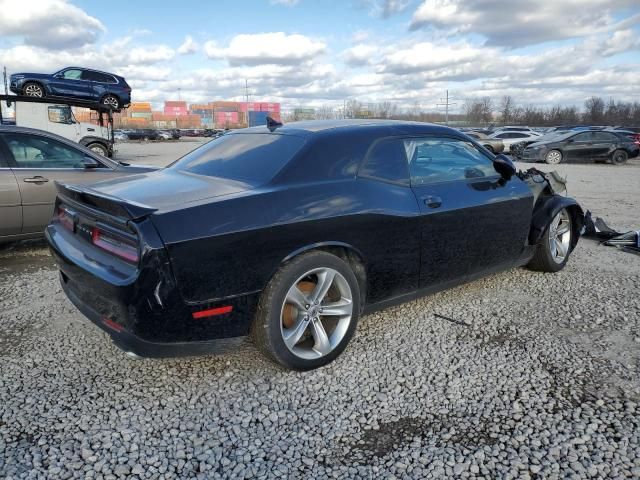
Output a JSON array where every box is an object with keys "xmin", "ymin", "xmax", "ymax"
[{"xmin": 308, "ymin": 305, "xmax": 320, "ymax": 317}]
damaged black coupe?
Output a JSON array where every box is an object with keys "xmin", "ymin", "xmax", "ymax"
[{"xmin": 46, "ymin": 120, "xmax": 583, "ymax": 370}]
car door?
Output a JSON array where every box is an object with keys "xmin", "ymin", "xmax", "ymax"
[
  {"xmin": 0, "ymin": 131, "xmax": 122, "ymax": 234},
  {"xmin": 86, "ymin": 71, "xmax": 115, "ymax": 101},
  {"xmin": 49, "ymin": 68, "xmax": 92, "ymax": 99},
  {"xmin": 590, "ymin": 132, "xmax": 617, "ymax": 160},
  {"xmin": 0, "ymin": 143, "xmax": 22, "ymax": 237},
  {"xmin": 405, "ymin": 135, "xmax": 533, "ymax": 288},
  {"xmin": 564, "ymin": 132, "xmax": 593, "ymax": 161}
]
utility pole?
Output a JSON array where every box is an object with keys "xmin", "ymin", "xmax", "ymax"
[
  {"xmin": 436, "ymin": 89, "xmax": 457, "ymax": 126},
  {"xmin": 245, "ymin": 79, "xmax": 249, "ymax": 104}
]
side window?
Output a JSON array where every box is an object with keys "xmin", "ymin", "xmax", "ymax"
[
  {"xmin": 512, "ymin": 133, "xmax": 528, "ymax": 138},
  {"xmin": 495, "ymin": 133, "xmax": 511, "ymax": 139},
  {"xmin": 592, "ymin": 132, "xmax": 616, "ymax": 142},
  {"xmin": 61, "ymin": 69, "xmax": 83, "ymax": 80},
  {"xmin": 48, "ymin": 106, "xmax": 74, "ymax": 124},
  {"xmin": 2, "ymin": 133, "xmax": 89, "ymax": 169},
  {"xmin": 359, "ymin": 138, "xmax": 409, "ymax": 185},
  {"xmin": 572, "ymin": 132, "xmax": 592, "ymax": 142},
  {"xmin": 406, "ymin": 137, "xmax": 497, "ymax": 186}
]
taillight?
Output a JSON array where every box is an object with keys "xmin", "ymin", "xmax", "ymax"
[
  {"xmin": 57, "ymin": 206, "xmax": 75, "ymax": 231},
  {"xmin": 91, "ymin": 227, "xmax": 139, "ymax": 263}
]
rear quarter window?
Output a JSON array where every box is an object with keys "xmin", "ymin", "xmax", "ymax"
[{"xmin": 171, "ymin": 133, "xmax": 306, "ymax": 184}]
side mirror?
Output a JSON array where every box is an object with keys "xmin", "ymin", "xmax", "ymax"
[
  {"xmin": 83, "ymin": 156, "xmax": 100, "ymax": 169},
  {"xmin": 493, "ymin": 154, "xmax": 516, "ymax": 181}
]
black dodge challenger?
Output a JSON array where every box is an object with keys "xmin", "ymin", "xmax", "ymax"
[{"xmin": 46, "ymin": 120, "xmax": 583, "ymax": 370}]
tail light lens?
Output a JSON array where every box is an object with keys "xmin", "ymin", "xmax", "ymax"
[
  {"xmin": 91, "ymin": 227, "xmax": 139, "ymax": 263},
  {"xmin": 57, "ymin": 206, "xmax": 75, "ymax": 231}
]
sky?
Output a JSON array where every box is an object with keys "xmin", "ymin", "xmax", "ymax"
[{"xmin": 0, "ymin": 0, "xmax": 639, "ymax": 113}]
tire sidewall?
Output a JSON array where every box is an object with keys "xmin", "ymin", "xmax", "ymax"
[
  {"xmin": 102, "ymin": 95, "xmax": 120, "ymax": 109},
  {"xmin": 255, "ymin": 252, "xmax": 361, "ymax": 370},
  {"xmin": 88, "ymin": 143, "xmax": 108, "ymax": 156}
]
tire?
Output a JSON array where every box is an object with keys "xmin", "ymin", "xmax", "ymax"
[
  {"xmin": 101, "ymin": 95, "xmax": 120, "ymax": 109},
  {"xmin": 483, "ymin": 144, "xmax": 494, "ymax": 154},
  {"xmin": 87, "ymin": 143, "xmax": 108, "ymax": 157},
  {"xmin": 527, "ymin": 208, "xmax": 573, "ymax": 272},
  {"xmin": 545, "ymin": 149, "xmax": 563, "ymax": 165},
  {"xmin": 143, "ymin": 136, "xmax": 149, "ymax": 141},
  {"xmin": 611, "ymin": 149, "xmax": 628, "ymax": 165},
  {"xmin": 251, "ymin": 251, "xmax": 361, "ymax": 370},
  {"xmin": 23, "ymin": 82, "xmax": 44, "ymax": 97}
]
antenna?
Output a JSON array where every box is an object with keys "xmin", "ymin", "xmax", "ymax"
[{"xmin": 436, "ymin": 89, "xmax": 458, "ymax": 126}]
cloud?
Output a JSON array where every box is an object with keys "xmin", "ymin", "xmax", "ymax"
[
  {"xmin": 342, "ymin": 44, "xmax": 379, "ymax": 66},
  {"xmin": 0, "ymin": 0, "xmax": 105, "ymax": 49},
  {"xmin": 177, "ymin": 35, "xmax": 199, "ymax": 55},
  {"xmin": 204, "ymin": 32, "xmax": 326, "ymax": 65},
  {"xmin": 409, "ymin": 0, "xmax": 640, "ymax": 47},
  {"xmin": 270, "ymin": 0, "xmax": 299, "ymax": 5}
]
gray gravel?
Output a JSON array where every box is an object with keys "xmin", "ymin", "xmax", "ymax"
[{"xmin": 1, "ymin": 158, "xmax": 639, "ymax": 479}]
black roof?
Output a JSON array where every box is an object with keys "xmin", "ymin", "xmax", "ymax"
[{"xmin": 234, "ymin": 119, "xmax": 464, "ymax": 138}]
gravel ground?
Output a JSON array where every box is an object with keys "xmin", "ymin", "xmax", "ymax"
[{"xmin": 0, "ymin": 148, "xmax": 639, "ymax": 479}]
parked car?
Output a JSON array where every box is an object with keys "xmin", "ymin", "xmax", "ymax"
[
  {"xmin": 521, "ymin": 130, "xmax": 639, "ymax": 165},
  {"xmin": 489, "ymin": 131, "xmax": 541, "ymax": 153},
  {"xmin": 493, "ymin": 126, "xmax": 537, "ymax": 134},
  {"xmin": 125, "ymin": 129, "xmax": 160, "ymax": 141},
  {"xmin": 114, "ymin": 131, "xmax": 129, "ymax": 142},
  {"xmin": 1, "ymin": 99, "xmax": 113, "ymax": 157},
  {"xmin": 157, "ymin": 131, "xmax": 173, "ymax": 140},
  {"xmin": 464, "ymin": 132, "xmax": 505, "ymax": 154},
  {"xmin": 0, "ymin": 126, "xmax": 156, "ymax": 242},
  {"xmin": 9, "ymin": 67, "xmax": 131, "ymax": 110},
  {"xmin": 46, "ymin": 120, "xmax": 583, "ymax": 370}
]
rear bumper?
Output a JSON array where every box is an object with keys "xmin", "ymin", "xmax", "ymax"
[
  {"xmin": 61, "ymin": 274, "xmax": 247, "ymax": 357},
  {"xmin": 46, "ymin": 221, "xmax": 257, "ymax": 358}
]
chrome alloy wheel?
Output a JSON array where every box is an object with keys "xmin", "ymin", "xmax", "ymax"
[
  {"xmin": 545, "ymin": 150, "xmax": 562, "ymax": 164},
  {"xmin": 280, "ymin": 267, "xmax": 353, "ymax": 360},
  {"xmin": 24, "ymin": 83, "xmax": 44, "ymax": 97},
  {"xmin": 548, "ymin": 209, "xmax": 571, "ymax": 264},
  {"xmin": 102, "ymin": 96, "xmax": 119, "ymax": 109}
]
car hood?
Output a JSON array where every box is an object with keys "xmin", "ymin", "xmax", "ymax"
[
  {"xmin": 11, "ymin": 72, "xmax": 50, "ymax": 79},
  {"xmin": 87, "ymin": 168, "xmax": 253, "ymax": 212}
]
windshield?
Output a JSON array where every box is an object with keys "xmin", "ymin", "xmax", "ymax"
[{"xmin": 170, "ymin": 133, "xmax": 306, "ymax": 184}]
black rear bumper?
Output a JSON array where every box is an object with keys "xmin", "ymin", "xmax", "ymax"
[
  {"xmin": 61, "ymin": 273, "xmax": 247, "ymax": 357},
  {"xmin": 47, "ymin": 220, "xmax": 257, "ymax": 358}
]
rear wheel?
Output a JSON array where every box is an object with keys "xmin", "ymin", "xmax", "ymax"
[
  {"xmin": 101, "ymin": 95, "xmax": 120, "ymax": 109},
  {"xmin": 23, "ymin": 82, "xmax": 44, "ymax": 97},
  {"xmin": 87, "ymin": 143, "xmax": 108, "ymax": 157},
  {"xmin": 545, "ymin": 149, "xmax": 563, "ymax": 164},
  {"xmin": 252, "ymin": 251, "xmax": 360, "ymax": 370},
  {"xmin": 527, "ymin": 208, "xmax": 573, "ymax": 272},
  {"xmin": 611, "ymin": 150, "xmax": 628, "ymax": 165},
  {"xmin": 483, "ymin": 144, "xmax": 494, "ymax": 153}
]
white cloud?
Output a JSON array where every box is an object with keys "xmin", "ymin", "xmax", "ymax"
[
  {"xmin": 342, "ymin": 44, "xmax": 379, "ymax": 66},
  {"xmin": 204, "ymin": 32, "xmax": 326, "ymax": 65},
  {"xmin": 410, "ymin": 0, "xmax": 640, "ymax": 47},
  {"xmin": 0, "ymin": 0, "xmax": 105, "ymax": 49},
  {"xmin": 177, "ymin": 35, "xmax": 198, "ymax": 55}
]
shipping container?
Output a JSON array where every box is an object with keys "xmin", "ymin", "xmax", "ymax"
[
  {"xmin": 131, "ymin": 112, "xmax": 152, "ymax": 119},
  {"xmin": 248, "ymin": 110, "xmax": 269, "ymax": 127},
  {"xmin": 165, "ymin": 101, "xmax": 188, "ymax": 108}
]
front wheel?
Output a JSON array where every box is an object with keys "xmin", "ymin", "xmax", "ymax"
[
  {"xmin": 23, "ymin": 82, "xmax": 44, "ymax": 97},
  {"xmin": 611, "ymin": 150, "xmax": 628, "ymax": 165},
  {"xmin": 527, "ymin": 208, "xmax": 573, "ymax": 272},
  {"xmin": 545, "ymin": 149, "xmax": 563, "ymax": 165},
  {"xmin": 87, "ymin": 143, "xmax": 108, "ymax": 157},
  {"xmin": 252, "ymin": 251, "xmax": 360, "ymax": 370}
]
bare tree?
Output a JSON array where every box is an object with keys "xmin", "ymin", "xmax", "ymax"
[
  {"xmin": 584, "ymin": 96, "xmax": 605, "ymax": 124},
  {"xmin": 499, "ymin": 96, "xmax": 514, "ymax": 125},
  {"xmin": 480, "ymin": 97, "xmax": 494, "ymax": 124},
  {"xmin": 316, "ymin": 104, "xmax": 336, "ymax": 120}
]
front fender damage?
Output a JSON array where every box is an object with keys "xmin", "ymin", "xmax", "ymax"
[{"xmin": 519, "ymin": 168, "xmax": 584, "ymax": 249}]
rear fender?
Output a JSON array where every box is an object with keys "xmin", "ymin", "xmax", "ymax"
[{"xmin": 529, "ymin": 195, "xmax": 584, "ymax": 250}]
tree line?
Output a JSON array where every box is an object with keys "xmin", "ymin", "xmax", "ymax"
[{"xmin": 285, "ymin": 96, "xmax": 640, "ymax": 127}]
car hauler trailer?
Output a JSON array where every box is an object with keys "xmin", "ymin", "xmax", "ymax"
[{"xmin": 0, "ymin": 94, "xmax": 116, "ymax": 157}]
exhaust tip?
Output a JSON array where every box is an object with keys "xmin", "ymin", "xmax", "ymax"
[{"xmin": 125, "ymin": 351, "xmax": 142, "ymax": 360}]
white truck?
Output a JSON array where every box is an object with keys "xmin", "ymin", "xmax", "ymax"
[{"xmin": 0, "ymin": 96, "xmax": 114, "ymax": 157}]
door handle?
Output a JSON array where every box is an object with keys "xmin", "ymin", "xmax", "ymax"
[
  {"xmin": 23, "ymin": 176, "xmax": 49, "ymax": 183},
  {"xmin": 423, "ymin": 195, "xmax": 442, "ymax": 208}
]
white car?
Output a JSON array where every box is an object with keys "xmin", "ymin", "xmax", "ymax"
[{"xmin": 489, "ymin": 131, "xmax": 541, "ymax": 153}]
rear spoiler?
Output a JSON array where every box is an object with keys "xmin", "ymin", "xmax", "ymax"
[{"xmin": 56, "ymin": 182, "xmax": 157, "ymax": 221}]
